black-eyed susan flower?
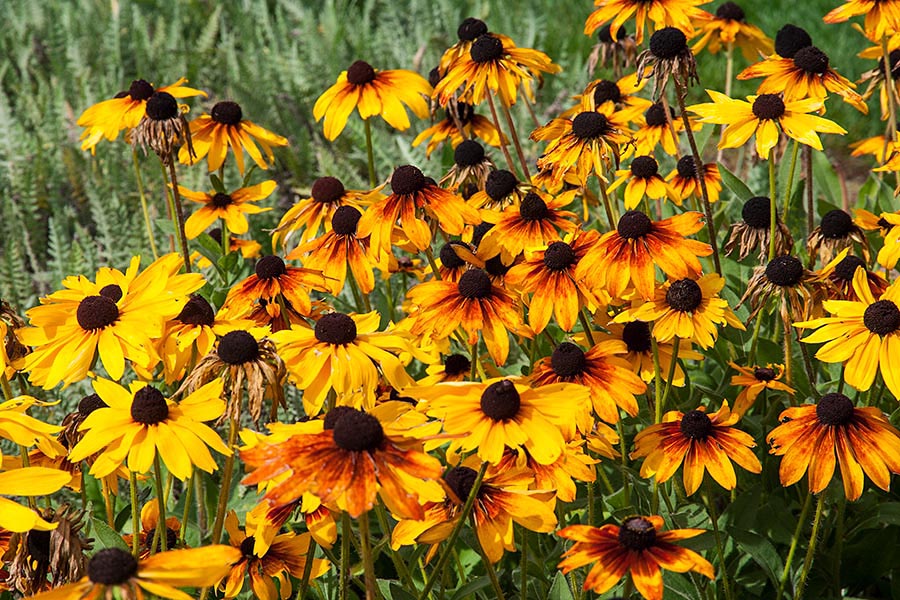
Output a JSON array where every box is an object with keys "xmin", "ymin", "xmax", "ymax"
[
  {"xmin": 850, "ymin": 130, "xmax": 899, "ymax": 162},
  {"xmin": 577, "ymin": 73, "xmax": 652, "ymax": 123},
  {"xmin": 19, "ymin": 253, "xmax": 203, "ymax": 388},
  {"xmin": 413, "ymin": 103, "xmax": 502, "ymax": 157},
  {"xmin": 505, "ymin": 230, "xmax": 599, "ymax": 333},
  {"xmin": 795, "ymin": 268, "xmax": 900, "ymax": 398},
  {"xmin": 434, "ymin": 33, "xmax": 560, "ymax": 107},
  {"xmin": 609, "ymin": 155, "xmax": 677, "ymax": 209},
  {"xmin": 617, "ymin": 275, "xmax": 745, "ymax": 349},
  {"xmin": 738, "ymin": 254, "xmax": 818, "ymax": 322},
  {"xmin": 583, "ymin": 0, "xmax": 706, "ymax": 45},
  {"xmin": 632, "ymin": 101, "xmax": 686, "ymax": 156},
  {"xmin": 68, "ymin": 378, "xmax": 230, "ymax": 481},
  {"xmin": 0, "ymin": 300, "xmax": 27, "ymax": 379},
  {"xmin": 410, "ymin": 377, "xmax": 589, "ymax": 465},
  {"xmin": 218, "ymin": 511, "xmax": 328, "ymax": 600},
  {"xmin": 635, "ymin": 27, "xmax": 700, "ymax": 99},
  {"xmin": 665, "ymin": 156, "xmax": 722, "ymax": 204},
  {"xmin": 121, "ymin": 499, "xmax": 181, "ymax": 558},
  {"xmin": 767, "ymin": 392, "xmax": 900, "ymax": 500},
  {"xmin": 392, "ymin": 461, "xmax": 557, "ymax": 563},
  {"xmin": 407, "ymin": 268, "xmax": 530, "ymax": 365},
  {"xmin": 242, "ymin": 405, "xmax": 444, "ymax": 519},
  {"xmin": 691, "ymin": 2, "xmax": 773, "ymax": 60},
  {"xmin": 576, "ymin": 211, "xmax": 712, "ymax": 301},
  {"xmin": 529, "ymin": 340, "xmax": 646, "ymax": 424},
  {"xmin": 558, "ymin": 516, "xmax": 714, "ymax": 600},
  {"xmin": 272, "ymin": 176, "xmax": 371, "ymax": 251},
  {"xmin": 418, "ymin": 353, "xmax": 473, "ymax": 385},
  {"xmin": 466, "ymin": 169, "xmax": 529, "ymax": 210},
  {"xmin": 357, "ymin": 165, "xmax": 480, "ymax": 255},
  {"xmin": 688, "ymin": 90, "xmax": 847, "ymax": 159},
  {"xmin": 729, "ymin": 363, "xmax": 795, "ymax": 417},
  {"xmin": 271, "ymin": 311, "xmax": 415, "ymax": 416},
  {"xmin": 314, "ymin": 60, "xmax": 431, "ymax": 140},
  {"xmin": 438, "ymin": 139, "xmax": 496, "ymax": 193},
  {"xmin": 77, "ymin": 78, "xmax": 205, "ymax": 153},
  {"xmin": 497, "ymin": 440, "xmax": 601, "ymax": 503},
  {"xmin": 434, "ymin": 241, "xmax": 482, "ymax": 283},
  {"xmin": 807, "ymin": 209, "xmax": 870, "ymax": 265},
  {"xmin": 632, "ymin": 402, "xmax": 761, "ymax": 494},
  {"xmin": 178, "ymin": 180, "xmax": 275, "ymax": 239},
  {"xmin": 772, "ymin": 23, "xmax": 812, "ymax": 59},
  {"xmin": 824, "ymin": 0, "xmax": 900, "ymax": 42},
  {"xmin": 859, "ymin": 48, "xmax": 900, "ymax": 119},
  {"xmin": 180, "ymin": 100, "xmax": 288, "ymax": 174},
  {"xmin": 723, "ymin": 196, "xmax": 794, "ymax": 261},
  {"xmin": 0, "ymin": 467, "xmax": 70, "ymax": 533},
  {"xmin": 737, "ymin": 45, "xmax": 867, "ymax": 112},
  {"xmin": 24, "ymin": 546, "xmax": 242, "ymax": 600},
  {"xmin": 816, "ymin": 249, "xmax": 889, "ymax": 302}
]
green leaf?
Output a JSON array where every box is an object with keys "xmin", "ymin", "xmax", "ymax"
[
  {"xmin": 90, "ymin": 518, "xmax": 130, "ymax": 551},
  {"xmin": 377, "ymin": 580, "xmax": 417, "ymax": 600},
  {"xmin": 728, "ymin": 527, "xmax": 784, "ymax": 586},
  {"xmin": 718, "ymin": 163, "xmax": 753, "ymax": 202},
  {"xmin": 449, "ymin": 576, "xmax": 491, "ymax": 600},
  {"xmin": 548, "ymin": 571, "xmax": 575, "ymax": 600}
]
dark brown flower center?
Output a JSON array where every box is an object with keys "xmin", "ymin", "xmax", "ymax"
[
  {"xmin": 879, "ymin": 49, "xmax": 900, "ymax": 80},
  {"xmin": 146, "ymin": 527, "xmax": 179, "ymax": 553},
  {"xmin": 551, "ymin": 342, "xmax": 587, "ymax": 377},
  {"xmin": 715, "ymin": 1, "xmax": 745, "ymax": 21},
  {"xmin": 27, "ymin": 529, "xmax": 51, "ymax": 563},
  {"xmin": 741, "ymin": 196, "xmax": 772, "ymax": 229},
  {"xmin": 240, "ymin": 535, "xmax": 257, "ymax": 557},
  {"xmin": 765, "ymin": 255, "xmax": 804, "ymax": 287},
  {"xmin": 472, "ymin": 222, "xmax": 493, "ymax": 246},
  {"xmin": 391, "ymin": 165, "xmax": 427, "ymax": 195},
  {"xmin": 177, "ymin": 294, "xmax": 216, "ymax": 326},
  {"xmin": 444, "ymin": 353, "xmax": 472, "ymax": 377},
  {"xmin": 131, "ymin": 386, "xmax": 169, "ymax": 425},
  {"xmin": 519, "ymin": 192, "xmax": 549, "ymax": 221},
  {"xmin": 77, "ymin": 295, "xmax": 119, "ymax": 331},
  {"xmin": 752, "ymin": 94, "xmax": 786, "ymax": 120},
  {"xmin": 218, "ymin": 330, "xmax": 260, "ymax": 364},
  {"xmin": 598, "ymin": 24, "xmax": 625, "ymax": 44},
  {"xmin": 644, "ymin": 103, "xmax": 671, "ymax": 127},
  {"xmin": 816, "ymin": 392, "xmax": 854, "ymax": 426},
  {"xmin": 79, "ymin": 393, "xmax": 107, "ymax": 416},
  {"xmin": 100, "ymin": 284, "xmax": 124, "ymax": 302},
  {"xmin": 145, "ymin": 92, "xmax": 178, "ymax": 121},
  {"xmin": 211, "ymin": 101, "xmax": 243, "ymax": 125},
  {"xmin": 571, "ymin": 111, "xmax": 610, "ymax": 140},
  {"xmin": 454, "ymin": 139, "xmax": 485, "ymax": 167},
  {"xmin": 680, "ymin": 409, "xmax": 713, "ymax": 439},
  {"xmin": 129, "ymin": 79, "xmax": 155, "ymax": 101},
  {"xmin": 676, "ymin": 155, "xmax": 698, "ymax": 178},
  {"xmin": 622, "ymin": 321, "xmax": 653, "ymax": 353},
  {"xmin": 210, "ymin": 192, "xmax": 232, "ymax": 208},
  {"xmin": 484, "ymin": 255, "xmax": 511, "ymax": 277},
  {"xmin": 314, "ymin": 312, "xmax": 358, "ymax": 345},
  {"xmin": 793, "ymin": 46, "xmax": 829, "ymax": 75},
  {"xmin": 833, "ymin": 255, "xmax": 866, "ymax": 281},
  {"xmin": 331, "ymin": 205, "xmax": 362, "ymax": 236},
  {"xmin": 470, "ymin": 34, "xmax": 504, "ymax": 63},
  {"xmin": 863, "ymin": 299, "xmax": 900, "ymax": 336},
  {"xmin": 457, "ymin": 17, "xmax": 488, "ymax": 41},
  {"xmin": 255, "ymin": 255, "xmax": 287, "ymax": 279},
  {"xmin": 458, "ymin": 269, "xmax": 493, "ymax": 299},
  {"xmin": 449, "ymin": 102, "xmax": 475, "ymax": 125},
  {"xmin": 666, "ymin": 279, "xmax": 703, "ymax": 312},
  {"xmin": 332, "ymin": 408, "xmax": 384, "ymax": 451},
  {"xmin": 617, "ymin": 210, "xmax": 653, "ymax": 239},
  {"xmin": 346, "ymin": 60, "xmax": 376, "ymax": 85},
  {"xmin": 324, "ymin": 406, "xmax": 358, "ymax": 430},
  {"xmin": 775, "ymin": 24, "xmax": 811, "ymax": 59},
  {"xmin": 444, "ymin": 466, "xmax": 479, "ymax": 501},
  {"xmin": 618, "ymin": 517, "xmax": 657, "ymax": 551},
  {"xmin": 649, "ymin": 27, "xmax": 687, "ymax": 59},
  {"xmin": 630, "ymin": 156, "xmax": 659, "ymax": 179},
  {"xmin": 88, "ymin": 548, "xmax": 138, "ymax": 585},
  {"xmin": 311, "ymin": 176, "xmax": 345, "ymax": 203},
  {"xmin": 440, "ymin": 243, "xmax": 468, "ymax": 269},
  {"xmin": 429, "ymin": 65, "xmax": 441, "ymax": 87},
  {"xmin": 754, "ymin": 367, "xmax": 777, "ymax": 381},
  {"xmin": 819, "ymin": 209, "xmax": 853, "ymax": 239},
  {"xmin": 480, "ymin": 379, "xmax": 521, "ymax": 420},
  {"xmin": 593, "ymin": 80, "xmax": 622, "ymax": 105},
  {"xmin": 543, "ymin": 241, "xmax": 577, "ymax": 271},
  {"xmin": 485, "ymin": 169, "xmax": 518, "ymax": 200}
]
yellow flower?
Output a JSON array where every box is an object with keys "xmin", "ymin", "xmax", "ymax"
[
  {"xmin": 0, "ymin": 467, "xmax": 71, "ymax": 532},
  {"xmin": 178, "ymin": 180, "xmax": 275, "ymax": 239}
]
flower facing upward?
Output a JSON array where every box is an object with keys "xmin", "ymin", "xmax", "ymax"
[
  {"xmin": 576, "ymin": 211, "xmax": 712, "ymax": 301},
  {"xmin": 729, "ymin": 362, "xmax": 794, "ymax": 417},
  {"xmin": 68, "ymin": 378, "xmax": 230, "ymax": 481},
  {"xmin": 691, "ymin": 2, "xmax": 773, "ymax": 60},
  {"xmin": 178, "ymin": 180, "xmax": 275, "ymax": 239},
  {"xmin": 241, "ymin": 406, "xmax": 444, "ymax": 519},
  {"xmin": 77, "ymin": 78, "xmax": 205, "ymax": 153},
  {"xmin": 632, "ymin": 402, "xmax": 761, "ymax": 495},
  {"xmin": 24, "ymin": 546, "xmax": 242, "ymax": 600},
  {"xmin": 558, "ymin": 516, "xmax": 714, "ymax": 600},
  {"xmin": 314, "ymin": 60, "xmax": 431, "ymax": 140},
  {"xmin": 689, "ymin": 90, "xmax": 846, "ymax": 159},
  {"xmin": 179, "ymin": 100, "xmax": 288, "ymax": 174},
  {"xmin": 767, "ymin": 392, "xmax": 900, "ymax": 500},
  {"xmin": 583, "ymin": 0, "xmax": 706, "ymax": 45}
]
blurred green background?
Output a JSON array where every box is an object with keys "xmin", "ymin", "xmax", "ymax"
[{"xmin": 0, "ymin": 0, "xmax": 884, "ymax": 309}]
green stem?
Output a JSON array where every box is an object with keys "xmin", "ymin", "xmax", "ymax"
[
  {"xmin": 348, "ymin": 269, "xmax": 371, "ymax": 312},
  {"xmin": 153, "ymin": 455, "xmax": 168, "ymax": 552},
  {"xmin": 487, "ymin": 93, "xmax": 518, "ymax": 174},
  {"xmin": 341, "ymin": 513, "xmax": 351, "ymax": 600},
  {"xmin": 424, "ymin": 246, "xmax": 442, "ymax": 280},
  {"xmin": 220, "ymin": 217, "xmax": 230, "ymax": 257},
  {"xmin": 777, "ymin": 491, "xmax": 812, "ymax": 599},
  {"xmin": 768, "ymin": 156, "xmax": 777, "ymax": 262},
  {"xmin": 359, "ymin": 512, "xmax": 379, "ymax": 600},
  {"xmin": 417, "ymin": 462, "xmax": 489, "ymax": 600},
  {"xmin": 795, "ymin": 494, "xmax": 827, "ymax": 600},
  {"xmin": 882, "ymin": 35, "xmax": 899, "ymax": 144},
  {"xmin": 651, "ymin": 337, "xmax": 663, "ymax": 425},
  {"xmin": 748, "ymin": 309, "xmax": 764, "ymax": 365},
  {"xmin": 375, "ymin": 504, "xmax": 415, "ymax": 590},
  {"xmin": 132, "ymin": 149, "xmax": 158, "ymax": 259},
  {"xmin": 130, "ymin": 471, "xmax": 141, "ymax": 557},
  {"xmin": 659, "ymin": 337, "xmax": 680, "ymax": 415},
  {"xmin": 782, "ymin": 140, "xmax": 800, "ymax": 222},
  {"xmin": 578, "ymin": 309, "xmax": 596, "ymax": 346},
  {"xmin": 295, "ymin": 537, "xmax": 319, "ymax": 600},
  {"xmin": 804, "ymin": 146, "xmax": 814, "ymax": 238},
  {"xmin": 180, "ymin": 473, "xmax": 193, "ymax": 543},
  {"xmin": 705, "ymin": 484, "xmax": 733, "ymax": 600},
  {"xmin": 500, "ymin": 103, "xmax": 530, "ymax": 179},
  {"xmin": 210, "ymin": 417, "xmax": 239, "ymax": 544},
  {"xmin": 0, "ymin": 373, "xmax": 12, "ymax": 401},
  {"xmin": 520, "ymin": 528, "xmax": 528, "ymax": 600},
  {"xmin": 597, "ymin": 174, "xmax": 617, "ymax": 230},
  {"xmin": 364, "ymin": 119, "xmax": 377, "ymax": 188},
  {"xmin": 616, "ymin": 419, "xmax": 631, "ymax": 508},
  {"xmin": 159, "ymin": 158, "xmax": 192, "ymax": 272},
  {"xmin": 470, "ymin": 339, "xmax": 479, "ymax": 382}
]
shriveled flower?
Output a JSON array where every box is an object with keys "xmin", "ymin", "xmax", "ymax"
[
  {"xmin": 558, "ymin": 515, "xmax": 714, "ymax": 600},
  {"xmin": 807, "ymin": 208, "xmax": 870, "ymax": 266},
  {"xmin": 724, "ymin": 196, "xmax": 794, "ymax": 262},
  {"xmin": 767, "ymin": 392, "xmax": 900, "ymax": 500},
  {"xmin": 0, "ymin": 299, "xmax": 28, "ymax": 379},
  {"xmin": 632, "ymin": 402, "xmax": 762, "ymax": 494},
  {"xmin": 691, "ymin": 2, "xmax": 774, "ymax": 60},
  {"xmin": 729, "ymin": 362, "xmax": 795, "ymax": 417},
  {"xmin": 437, "ymin": 139, "xmax": 496, "ymax": 192},
  {"xmin": 586, "ymin": 24, "xmax": 639, "ymax": 74},
  {"xmin": 738, "ymin": 254, "xmax": 818, "ymax": 322},
  {"xmin": 179, "ymin": 180, "xmax": 275, "ymax": 239},
  {"xmin": 635, "ymin": 27, "xmax": 699, "ymax": 99},
  {"xmin": 130, "ymin": 91, "xmax": 192, "ymax": 162}
]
